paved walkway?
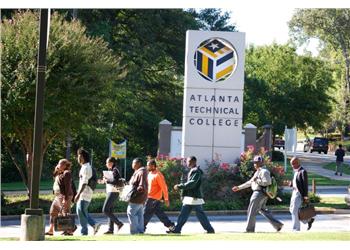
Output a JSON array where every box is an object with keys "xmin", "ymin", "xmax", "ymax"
[{"xmin": 1, "ymin": 214, "xmax": 349, "ymax": 238}]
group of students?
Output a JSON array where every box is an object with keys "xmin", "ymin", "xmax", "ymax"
[{"xmin": 45, "ymin": 148, "xmax": 315, "ymax": 236}]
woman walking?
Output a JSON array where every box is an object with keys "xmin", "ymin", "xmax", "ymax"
[
  {"xmin": 45, "ymin": 159, "xmax": 76, "ymax": 236},
  {"xmin": 100, "ymin": 157, "xmax": 124, "ymax": 234}
]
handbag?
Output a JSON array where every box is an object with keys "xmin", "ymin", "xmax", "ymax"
[
  {"xmin": 119, "ymin": 184, "xmax": 137, "ymax": 202},
  {"xmin": 54, "ymin": 214, "xmax": 75, "ymax": 232},
  {"xmin": 298, "ymin": 203, "xmax": 316, "ymax": 221}
]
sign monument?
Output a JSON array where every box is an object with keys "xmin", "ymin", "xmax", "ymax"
[{"xmin": 182, "ymin": 30, "xmax": 245, "ymax": 166}]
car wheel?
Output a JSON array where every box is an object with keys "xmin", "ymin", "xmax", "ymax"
[
  {"xmin": 324, "ymin": 151, "xmax": 328, "ymax": 154},
  {"xmin": 318, "ymin": 151, "xmax": 321, "ymax": 154}
]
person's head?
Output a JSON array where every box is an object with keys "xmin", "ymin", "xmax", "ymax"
[
  {"xmin": 77, "ymin": 148, "xmax": 90, "ymax": 165},
  {"xmin": 147, "ymin": 159, "xmax": 157, "ymax": 172},
  {"xmin": 290, "ymin": 157, "xmax": 301, "ymax": 170},
  {"xmin": 54, "ymin": 159, "xmax": 72, "ymax": 175},
  {"xmin": 253, "ymin": 155, "xmax": 263, "ymax": 169},
  {"xmin": 132, "ymin": 157, "xmax": 143, "ymax": 170},
  {"xmin": 106, "ymin": 157, "xmax": 120, "ymax": 170},
  {"xmin": 339, "ymin": 144, "xmax": 343, "ymax": 148},
  {"xmin": 186, "ymin": 156, "xmax": 197, "ymax": 168}
]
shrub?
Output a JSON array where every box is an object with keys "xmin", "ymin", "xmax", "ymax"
[
  {"xmin": 1, "ymin": 192, "xmax": 6, "ymax": 207},
  {"xmin": 202, "ymin": 160, "xmax": 247, "ymax": 203},
  {"xmin": 272, "ymin": 150, "xmax": 284, "ymax": 161}
]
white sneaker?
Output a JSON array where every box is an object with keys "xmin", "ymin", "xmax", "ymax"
[{"xmin": 93, "ymin": 223, "xmax": 102, "ymax": 235}]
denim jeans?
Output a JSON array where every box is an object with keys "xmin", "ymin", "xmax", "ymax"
[
  {"xmin": 174, "ymin": 204, "xmax": 214, "ymax": 233},
  {"xmin": 144, "ymin": 198, "xmax": 174, "ymax": 231},
  {"xmin": 103, "ymin": 192, "xmax": 123, "ymax": 232},
  {"xmin": 127, "ymin": 203, "xmax": 144, "ymax": 234},
  {"xmin": 76, "ymin": 199, "xmax": 96, "ymax": 235}
]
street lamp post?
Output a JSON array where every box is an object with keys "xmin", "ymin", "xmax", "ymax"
[{"xmin": 20, "ymin": 9, "xmax": 49, "ymax": 241}]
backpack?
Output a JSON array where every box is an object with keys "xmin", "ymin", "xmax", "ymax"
[
  {"xmin": 265, "ymin": 176, "xmax": 278, "ymax": 199},
  {"xmin": 87, "ymin": 167, "xmax": 97, "ymax": 190}
]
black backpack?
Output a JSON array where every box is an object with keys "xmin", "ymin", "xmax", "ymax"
[{"xmin": 87, "ymin": 167, "xmax": 97, "ymax": 190}]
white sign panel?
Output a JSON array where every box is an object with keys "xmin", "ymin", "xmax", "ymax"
[{"xmin": 182, "ymin": 30, "xmax": 245, "ymax": 167}]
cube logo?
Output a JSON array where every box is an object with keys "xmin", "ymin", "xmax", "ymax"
[{"xmin": 194, "ymin": 38, "xmax": 237, "ymax": 83}]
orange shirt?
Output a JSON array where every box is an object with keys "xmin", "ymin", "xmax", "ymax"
[{"xmin": 147, "ymin": 170, "xmax": 169, "ymax": 201}]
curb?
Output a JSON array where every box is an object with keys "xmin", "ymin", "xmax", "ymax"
[{"xmin": 1, "ymin": 208, "xmax": 349, "ymax": 221}]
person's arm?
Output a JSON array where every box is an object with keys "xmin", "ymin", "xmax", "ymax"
[
  {"xmin": 237, "ymin": 177, "xmax": 253, "ymax": 190},
  {"xmin": 136, "ymin": 169, "xmax": 147, "ymax": 193},
  {"xmin": 106, "ymin": 167, "xmax": 121, "ymax": 185},
  {"xmin": 301, "ymin": 170, "xmax": 309, "ymax": 200},
  {"xmin": 177, "ymin": 170, "xmax": 200, "ymax": 190},
  {"xmin": 157, "ymin": 173, "xmax": 169, "ymax": 206}
]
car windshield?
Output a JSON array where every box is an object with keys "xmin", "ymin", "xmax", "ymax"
[{"xmin": 314, "ymin": 138, "xmax": 327, "ymax": 143}]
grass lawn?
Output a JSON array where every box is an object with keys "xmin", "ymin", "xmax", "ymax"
[
  {"xmin": 276, "ymin": 162, "xmax": 350, "ymax": 186},
  {"xmin": 323, "ymin": 162, "xmax": 350, "ymax": 175},
  {"xmin": 1, "ymin": 232, "xmax": 350, "ymax": 241}
]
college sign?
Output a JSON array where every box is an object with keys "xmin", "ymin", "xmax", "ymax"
[{"xmin": 182, "ymin": 31, "xmax": 245, "ymax": 166}]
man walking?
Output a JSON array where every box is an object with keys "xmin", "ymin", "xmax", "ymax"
[
  {"xmin": 144, "ymin": 159, "xmax": 175, "ymax": 232},
  {"xmin": 289, "ymin": 157, "xmax": 314, "ymax": 231},
  {"xmin": 335, "ymin": 144, "xmax": 346, "ymax": 176},
  {"xmin": 232, "ymin": 155, "xmax": 283, "ymax": 233},
  {"xmin": 127, "ymin": 158, "xmax": 148, "ymax": 234},
  {"xmin": 74, "ymin": 148, "xmax": 101, "ymax": 236},
  {"xmin": 167, "ymin": 156, "xmax": 215, "ymax": 234}
]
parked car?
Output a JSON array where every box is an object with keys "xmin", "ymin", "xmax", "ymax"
[
  {"xmin": 273, "ymin": 137, "xmax": 285, "ymax": 150},
  {"xmin": 345, "ymin": 185, "xmax": 350, "ymax": 208},
  {"xmin": 304, "ymin": 137, "xmax": 329, "ymax": 154}
]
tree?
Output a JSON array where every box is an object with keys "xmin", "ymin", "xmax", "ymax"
[
  {"xmin": 289, "ymin": 9, "xmax": 350, "ymax": 138},
  {"xmin": 244, "ymin": 44, "xmax": 334, "ymax": 136},
  {"xmin": 1, "ymin": 11, "xmax": 122, "ymax": 192}
]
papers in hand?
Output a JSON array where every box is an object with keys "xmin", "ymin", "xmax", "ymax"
[{"xmin": 103, "ymin": 171, "xmax": 113, "ymax": 182}]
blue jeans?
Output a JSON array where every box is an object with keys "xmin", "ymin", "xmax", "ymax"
[
  {"xmin": 103, "ymin": 192, "xmax": 123, "ymax": 232},
  {"xmin": 127, "ymin": 203, "xmax": 144, "ymax": 234},
  {"xmin": 174, "ymin": 204, "xmax": 214, "ymax": 233},
  {"xmin": 76, "ymin": 199, "xmax": 97, "ymax": 235}
]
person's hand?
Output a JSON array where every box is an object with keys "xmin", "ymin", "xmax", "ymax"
[
  {"xmin": 232, "ymin": 186, "xmax": 239, "ymax": 192},
  {"xmin": 97, "ymin": 179, "xmax": 105, "ymax": 184},
  {"xmin": 164, "ymin": 200, "xmax": 170, "ymax": 207},
  {"xmin": 137, "ymin": 186, "xmax": 144, "ymax": 192},
  {"xmin": 174, "ymin": 184, "xmax": 179, "ymax": 191},
  {"xmin": 303, "ymin": 197, "xmax": 309, "ymax": 203}
]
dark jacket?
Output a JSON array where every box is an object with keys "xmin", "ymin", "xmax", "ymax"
[
  {"xmin": 177, "ymin": 166, "xmax": 203, "ymax": 198},
  {"xmin": 106, "ymin": 165, "xmax": 122, "ymax": 186},
  {"xmin": 335, "ymin": 148, "xmax": 345, "ymax": 162},
  {"xmin": 129, "ymin": 167, "xmax": 148, "ymax": 204},
  {"xmin": 58, "ymin": 170, "xmax": 74, "ymax": 199},
  {"xmin": 291, "ymin": 167, "xmax": 308, "ymax": 197}
]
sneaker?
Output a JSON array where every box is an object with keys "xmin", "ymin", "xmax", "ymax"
[
  {"xmin": 276, "ymin": 224, "xmax": 283, "ymax": 232},
  {"xmin": 335, "ymin": 172, "xmax": 338, "ymax": 175},
  {"xmin": 168, "ymin": 224, "xmax": 175, "ymax": 232},
  {"xmin": 307, "ymin": 218, "xmax": 315, "ymax": 230},
  {"xmin": 93, "ymin": 223, "xmax": 102, "ymax": 235},
  {"xmin": 207, "ymin": 230, "xmax": 215, "ymax": 234},
  {"xmin": 116, "ymin": 223, "xmax": 124, "ymax": 232},
  {"xmin": 103, "ymin": 231, "xmax": 114, "ymax": 235}
]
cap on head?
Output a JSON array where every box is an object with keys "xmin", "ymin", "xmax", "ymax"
[{"xmin": 253, "ymin": 155, "xmax": 263, "ymax": 163}]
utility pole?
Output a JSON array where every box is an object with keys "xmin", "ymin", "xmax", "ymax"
[{"xmin": 21, "ymin": 9, "xmax": 49, "ymax": 241}]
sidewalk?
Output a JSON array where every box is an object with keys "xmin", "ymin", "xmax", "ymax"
[{"xmin": 303, "ymin": 164, "xmax": 350, "ymax": 181}]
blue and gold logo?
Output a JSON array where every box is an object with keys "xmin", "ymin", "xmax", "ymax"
[{"xmin": 194, "ymin": 38, "xmax": 237, "ymax": 82}]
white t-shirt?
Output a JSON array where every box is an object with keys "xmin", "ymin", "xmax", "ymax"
[{"xmin": 78, "ymin": 163, "xmax": 93, "ymax": 202}]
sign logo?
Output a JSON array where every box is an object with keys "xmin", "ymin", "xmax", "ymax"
[{"xmin": 194, "ymin": 38, "xmax": 237, "ymax": 83}]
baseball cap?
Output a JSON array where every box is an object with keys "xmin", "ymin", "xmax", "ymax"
[{"xmin": 253, "ymin": 155, "xmax": 263, "ymax": 162}]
